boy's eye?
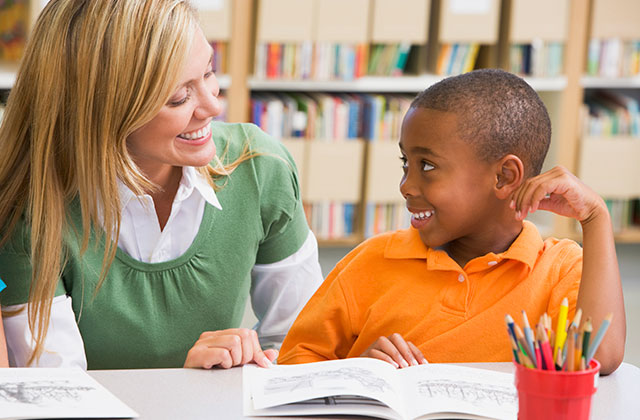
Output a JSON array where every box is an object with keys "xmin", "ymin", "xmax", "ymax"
[
  {"xmin": 399, "ymin": 156, "xmax": 408, "ymax": 169},
  {"xmin": 422, "ymin": 161, "xmax": 435, "ymax": 171}
]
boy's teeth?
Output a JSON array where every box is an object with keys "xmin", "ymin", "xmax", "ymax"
[{"xmin": 412, "ymin": 210, "xmax": 434, "ymax": 220}]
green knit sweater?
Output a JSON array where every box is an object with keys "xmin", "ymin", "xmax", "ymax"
[{"xmin": 0, "ymin": 122, "xmax": 309, "ymax": 369}]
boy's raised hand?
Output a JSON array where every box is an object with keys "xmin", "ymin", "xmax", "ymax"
[
  {"xmin": 184, "ymin": 328, "xmax": 278, "ymax": 369},
  {"xmin": 510, "ymin": 165, "xmax": 607, "ymax": 223},
  {"xmin": 361, "ymin": 333, "xmax": 428, "ymax": 368}
]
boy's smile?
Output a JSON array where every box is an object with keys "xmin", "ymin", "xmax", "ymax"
[{"xmin": 399, "ymin": 107, "xmax": 509, "ymax": 262}]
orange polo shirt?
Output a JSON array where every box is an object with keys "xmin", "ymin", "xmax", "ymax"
[{"xmin": 279, "ymin": 221, "xmax": 582, "ymax": 364}]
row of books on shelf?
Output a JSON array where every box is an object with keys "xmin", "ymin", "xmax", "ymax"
[
  {"xmin": 607, "ymin": 199, "xmax": 640, "ymax": 233},
  {"xmin": 583, "ymin": 90, "xmax": 640, "ymax": 137},
  {"xmin": 436, "ymin": 43, "xmax": 480, "ymax": 76},
  {"xmin": 509, "ymin": 41, "xmax": 564, "ymax": 78},
  {"xmin": 254, "ymin": 42, "xmax": 413, "ymax": 81},
  {"xmin": 304, "ymin": 202, "xmax": 358, "ymax": 241},
  {"xmin": 304, "ymin": 202, "xmax": 411, "ymax": 241},
  {"xmin": 587, "ymin": 39, "xmax": 640, "ymax": 78},
  {"xmin": 210, "ymin": 41, "xmax": 227, "ymax": 74},
  {"xmin": 250, "ymin": 92, "xmax": 413, "ymax": 141},
  {"xmin": 365, "ymin": 202, "xmax": 410, "ymax": 238}
]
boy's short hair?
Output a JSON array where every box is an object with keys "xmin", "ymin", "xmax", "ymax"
[{"xmin": 411, "ymin": 69, "xmax": 551, "ymax": 177}]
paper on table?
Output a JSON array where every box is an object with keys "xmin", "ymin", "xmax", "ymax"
[{"xmin": 0, "ymin": 368, "xmax": 138, "ymax": 419}]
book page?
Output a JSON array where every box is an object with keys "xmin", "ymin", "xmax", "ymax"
[
  {"xmin": 397, "ymin": 364, "xmax": 517, "ymax": 420},
  {"xmin": 0, "ymin": 368, "xmax": 138, "ymax": 419},
  {"xmin": 244, "ymin": 358, "xmax": 406, "ymax": 419}
]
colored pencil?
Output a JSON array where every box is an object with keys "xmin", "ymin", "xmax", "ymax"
[
  {"xmin": 515, "ymin": 324, "xmax": 536, "ymax": 367},
  {"xmin": 586, "ymin": 313, "xmax": 613, "ymax": 364},
  {"xmin": 521, "ymin": 310, "xmax": 536, "ymax": 364},
  {"xmin": 534, "ymin": 341, "xmax": 542, "ymax": 370},
  {"xmin": 575, "ymin": 322, "xmax": 585, "ymax": 371},
  {"xmin": 537, "ymin": 323, "xmax": 555, "ymax": 371},
  {"xmin": 570, "ymin": 308, "xmax": 582, "ymax": 330},
  {"xmin": 566, "ymin": 326, "xmax": 576, "ymax": 371},
  {"xmin": 554, "ymin": 298, "xmax": 569, "ymax": 360},
  {"xmin": 582, "ymin": 317, "xmax": 592, "ymax": 362}
]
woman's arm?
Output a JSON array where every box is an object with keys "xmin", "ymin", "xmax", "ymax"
[
  {"xmin": 0, "ymin": 305, "xmax": 8, "ymax": 368},
  {"xmin": 3, "ymin": 295, "xmax": 87, "ymax": 368},
  {"xmin": 250, "ymin": 230, "xmax": 323, "ymax": 349}
]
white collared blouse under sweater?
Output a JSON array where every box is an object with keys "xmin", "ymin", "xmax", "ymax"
[{"xmin": 3, "ymin": 166, "xmax": 323, "ymax": 368}]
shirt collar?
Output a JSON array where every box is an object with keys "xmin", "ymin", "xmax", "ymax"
[
  {"xmin": 117, "ymin": 166, "xmax": 222, "ymax": 211},
  {"xmin": 384, "ymin": 220, "xmax": 543, "ymax": 271}
]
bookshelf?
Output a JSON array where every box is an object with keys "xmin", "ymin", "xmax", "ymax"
[
  {"xmin": 576, "ymin": 0, "xmax": 640, "ymax": 242},
  {"xmin": 3, "ymin": 0, "xmax": 640, "ymax": 245}
]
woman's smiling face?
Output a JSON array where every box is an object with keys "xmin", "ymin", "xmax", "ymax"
[{"xmin": 126, "ymin": 29, "xmax": 222, "ymax": 177}]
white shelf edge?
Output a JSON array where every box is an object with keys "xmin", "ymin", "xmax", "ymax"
[
  {"xmin": 0, "ymin": 70, "xmax": 231, "ymax": 91},
  {"xmin": 0, "ymin": 69, "xmax": 17, "ymax": 90},
  {"xmin": 581, "ymin": 76, "xmax": 640, "ymax": 89},
  {"xmin": 249, "ymin": 75, "xmax": 568, "ymax": 93},
  {"xmin": 248, "ymin": 75, "xmax": 445, "ymax": 93},
  {"xmin": 523, "ymin": 76, "xmax": 567, "ymax": 91},
  {"xmin": 216, "ymin": 74, "xmax": 231, "ymax": 90}
]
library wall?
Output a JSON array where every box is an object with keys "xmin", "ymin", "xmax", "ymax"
[{"xmin": 1, "ymin": 0, "xmax": 639, "ymax": 245}]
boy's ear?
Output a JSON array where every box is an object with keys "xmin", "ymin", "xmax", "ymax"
[{"xmin": 494, "ymin": 154, "xmax": 524, "ymax": 199}]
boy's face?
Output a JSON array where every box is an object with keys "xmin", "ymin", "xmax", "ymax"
[{"xmin": 399, "ymin": 107, "xmax": 500, "ymax": 249}]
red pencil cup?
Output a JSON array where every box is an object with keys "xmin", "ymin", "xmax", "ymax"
[{"xmin": 514, "ymin": 359, "xmax": 600, "ymax": 420}]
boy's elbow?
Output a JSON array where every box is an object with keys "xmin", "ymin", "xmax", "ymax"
[{"xmin": 595, "ymin": 341, "xmax": 625, "ymax": 375}]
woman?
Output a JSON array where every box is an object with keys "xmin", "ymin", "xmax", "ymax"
[{"xmin": 0, "ymin": 0, "xmax": 322, "ymax": 369}]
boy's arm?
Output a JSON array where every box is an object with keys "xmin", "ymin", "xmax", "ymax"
[
  {"xmin": 278, "ymin": 271, "xmax": 356, "ymax": 364},
  {"xmin": 512, "ymin": 165, "xmax": 626, "ymax": 375},
  {"xmin": 577, "ymin": 200, "xmax": 626, "ymax": 374}
]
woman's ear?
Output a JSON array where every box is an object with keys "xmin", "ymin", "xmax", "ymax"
[{"xmin": 494, "ymin": 154, "xmax": 524, "ymax": 199}]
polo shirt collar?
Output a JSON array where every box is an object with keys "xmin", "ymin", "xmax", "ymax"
[{"xmin": 384, "ymin": 221, "xmax": 543, "ymax": 271}]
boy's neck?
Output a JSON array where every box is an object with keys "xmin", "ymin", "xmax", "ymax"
[{"xmin": 439, "ymin": 220, "xmax": 524, "ymax": 268}]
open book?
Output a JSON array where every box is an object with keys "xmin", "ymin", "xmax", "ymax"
[
  {"xmin": 244, "ymin": 358, "xmax": 517, "ymax": 420},
  {"xmin": 0, "ymin": 368, "xmax": 137, "ymax": 419}
]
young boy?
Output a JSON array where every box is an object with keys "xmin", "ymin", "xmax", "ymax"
[{"xmin": 278, "ymin": 69, "xmax": 626, "ymax": 375}]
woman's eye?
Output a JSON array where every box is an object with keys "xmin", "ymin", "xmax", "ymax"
[
  {"xmin": 399, "ymin": 156, "xmax": 408, "ymax": 169},
  {"xmin": 205, "ymin": 64, "xmax": 214, "ymax": 78},
  {"xmin": 422, "ymin": 161, "xmax": 434, "ymax": 171},
  {"xmin": 168, "ymin": 90, "xmax": 191, "ymax": 107}
]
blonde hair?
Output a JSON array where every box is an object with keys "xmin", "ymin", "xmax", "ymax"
[{"xmin": 0, "ymin": 0, "xmax": 251, "ymax": 365}]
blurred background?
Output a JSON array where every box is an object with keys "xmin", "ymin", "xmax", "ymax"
[{"xmin": 1, "ymin": 0, "xmax": 638, "ymax": 366}]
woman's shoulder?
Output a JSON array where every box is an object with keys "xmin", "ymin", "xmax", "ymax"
[
  {"xmin": 0, "ymin": 214, "xmax": 31, "ymax": 256},
  {"xmin": 211, "ymin": 122, "xmax": 289, "ymax": 157},
  {"xmin": 210, "ymin": 122, "xmax": 297, "ymax": 176}
]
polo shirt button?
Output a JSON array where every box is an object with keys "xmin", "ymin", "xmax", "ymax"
[
  {"xmin": 458, "ymin": 274, "xmax": 465, "ymax": 282},
  {"xmin": 488, "ymin": 261, "xmax": 498, "ymax": 266}
]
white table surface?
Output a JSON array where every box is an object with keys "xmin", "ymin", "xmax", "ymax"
[{"xmin": 90, "ymin": 362, "xmax": 640, "ymax": 420}]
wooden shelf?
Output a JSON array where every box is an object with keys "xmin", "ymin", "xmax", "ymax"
[
  {"xmin": 0, "ymin": 64, "xmax": 18, "ymax": 90},
  {"xmin": 582, "ymin": 76, "xmax": 640, "ymax": 89},
  {"xmin": 317, "ymin": 237, "xmax": 363, "ymax": 248},
  {"xmin": 249, "ymin": 75, "xmax": 443, "ymax": 92},
  {"xmin": 614, "ymin": 229, "xmax": 640, "ymax": 243},
  {"xmin": 248, "ymin": 75, "xmax": 567, "ymax": 92},
  {"xmin": 0, "ymin": 70, "xmax": 230, "ymax": 92},
  {"xmin": 522, "ymin": 76, "xmax": 568, "ymax": 91},
  {"xmin": 216, "ymin": 74, "xmax": 231, "ymax": 90}
]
